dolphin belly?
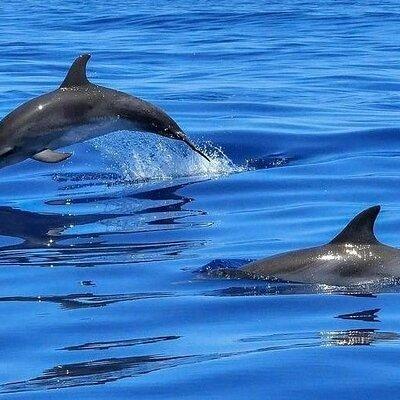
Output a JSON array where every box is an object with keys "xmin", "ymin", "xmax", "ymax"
[{"xmin": 47, "ymin": 117, "xmax": 138, "ymax": 150}]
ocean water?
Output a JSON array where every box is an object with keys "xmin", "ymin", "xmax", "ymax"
[{"xmin": 1, "ymin": 1, "xmax": 400, "ymax": 398}]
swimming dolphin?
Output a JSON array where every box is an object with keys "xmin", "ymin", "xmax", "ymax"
[
  {"xmin": 230, "ymin": 206, "xmax": 400, "ymax": 286},
  {"xmin": 0, "ymin": 54, "xmax": 210, "ymax": 168}
]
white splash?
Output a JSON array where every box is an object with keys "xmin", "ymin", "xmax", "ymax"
[{"xmin": 92, "ymin": 131, "xmax": 243, "ymax": 182}]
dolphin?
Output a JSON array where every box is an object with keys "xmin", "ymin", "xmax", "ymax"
[
  {"xmin": 0, "ymin": 54, "xmax": 210, "ymax": 168},
  {"xmin": 223, "ymin": 206, "xmax": 400, "ymax": 286}
]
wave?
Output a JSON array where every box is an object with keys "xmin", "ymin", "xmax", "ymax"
[{"xmin": 92, "ymin": 131, "xmax": 244, "ymax": 182}]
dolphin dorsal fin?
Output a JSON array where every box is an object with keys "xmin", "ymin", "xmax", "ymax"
[
  {"xmin": 60, "ymin": 54, "xmax": 91, "ymax": 88},
  {"xmin": 329, "ymin": 205, "xmax": 381, "ymax": 245}
]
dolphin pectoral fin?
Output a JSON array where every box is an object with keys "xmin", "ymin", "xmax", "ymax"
[
  {"xmin": 32, "ymin": 149, "xmax": 72, "ymax": 163},
  {"xmin": 0, "ymin": 146, "xmax": 14, "ymax": 157},
  {"xmin": 47, "ymin": 227, "xmax": 65, "ymax": 236}
]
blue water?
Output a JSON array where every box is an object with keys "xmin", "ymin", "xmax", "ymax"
[{"xmin": 1, "ymin": 1, "xmax": 400, "ymax": 398}]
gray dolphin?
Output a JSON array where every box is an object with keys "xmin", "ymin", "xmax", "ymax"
[
  {"xmin": 233, "ymin": 206, "xmax": 400, "ymax": 286},
  {"xmin": 0, "ymin": 54, "xmax": 210, "ymax": 168}
]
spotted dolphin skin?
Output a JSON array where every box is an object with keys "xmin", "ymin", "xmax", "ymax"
[
  {"xmin": 0, "ymin": 54, "xmax": 210, "ymax": 169},
  {"xmin": 234, "ymin": 206, "xmax": 400, "ymax": 286}
]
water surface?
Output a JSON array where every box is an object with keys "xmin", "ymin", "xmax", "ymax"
[{"xmin": 1, "ymin": 1, "xmax": 400, "ymax": 398}]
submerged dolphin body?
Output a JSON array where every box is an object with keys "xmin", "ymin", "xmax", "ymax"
[
  {"xmin": 0, "ymin": 54, "xmax": 209, "ymax": 168},
  {"xmin": 225, "ymin": 206, "xmax": 400, "ymax": 286}
]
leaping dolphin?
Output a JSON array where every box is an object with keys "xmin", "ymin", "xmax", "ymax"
[
  {"xmin": 217, "ymin": 206, "xmax": 400, "ymax": 286},
  {"xmin": 0, "ymin": 54, "xmax": 210, "ymax": 168}
]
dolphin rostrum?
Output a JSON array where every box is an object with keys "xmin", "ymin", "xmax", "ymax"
[
  {"xmin": 0, "ymin": 54, "xmax": 210, "ymax": 168},
  {"xmin": 225, "ymin": 206, "xmax": 400, "ymax": 286}
]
